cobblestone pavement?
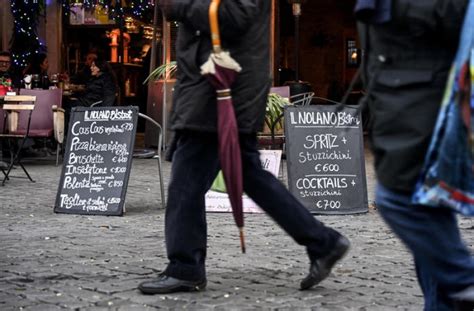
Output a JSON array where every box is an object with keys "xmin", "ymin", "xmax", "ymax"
[{"xmin": 1, "ymin": 151, "xmax": 474, "ymax": 310}]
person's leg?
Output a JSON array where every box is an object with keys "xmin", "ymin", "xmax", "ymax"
[
  {"xmin": 376, "ymin": 184, "xmax": 474, "ymax": 308},
  {"xmin": 239, "ymin": 134, "xmax": 349, "ymax": 289},
  {"xmin": 139, "ymin": 131, "xmax": 219, "ymax": 294},
  {"xmin": 415, "ymin": 259, "xmax": 454, "ymax": 311},
  {"xmin": 240, "ymin": 134, "xmax": 339, "ymax": 257},
  {"xmin": 163, "ymin": 131, "xmax": 220, "ymax": 281}
]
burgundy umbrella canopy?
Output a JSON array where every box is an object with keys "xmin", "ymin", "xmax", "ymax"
[{"xmin": 200, "ymin": 0, "xmax": 245, "ymax": 253}]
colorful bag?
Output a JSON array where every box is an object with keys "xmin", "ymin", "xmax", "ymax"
[{"xmin": 412, "ymin": 0, "xmax": 474, "ymax": 216}]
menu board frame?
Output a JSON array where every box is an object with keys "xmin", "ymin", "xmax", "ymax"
[
  {"xmin": 284, "ymin": 105, "xmax": 368, "ymax": 214},
  {"xmin": 54, "ymin": 106, "xmax": 138, "ymax": 216}
]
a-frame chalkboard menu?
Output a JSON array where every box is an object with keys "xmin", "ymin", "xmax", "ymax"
[
  {"xmin": 54, "ymin": 106, "xmax": 138, "ymax": 216},
  {"xmin": 284, "ymin": 105, "xmax": 368, "ymax": 214}
]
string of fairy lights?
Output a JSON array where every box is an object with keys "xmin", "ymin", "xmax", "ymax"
[
  {"xmin": 10, "ymin": 0, "xmax": 156, "ymax": 69},
  {"xmin": 60, "ymin": 0, "xmax": 154, "ymax": 20},
  {"xmin": 10, "ymin": 0, "xmax": 45, "ymax": 67}
]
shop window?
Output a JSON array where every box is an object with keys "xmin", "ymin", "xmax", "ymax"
[{"xmin": 346, "ymin": 39, "xmax": 360, "ymax": 67}]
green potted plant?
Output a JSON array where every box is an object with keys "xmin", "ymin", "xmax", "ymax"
[
  {"xmin": 264, "ymin": 92, "xmax": 288, "ymax": 134},
  {"xmin": 143, "ymin": 61, "xmax": 177, "ymax": 84}
]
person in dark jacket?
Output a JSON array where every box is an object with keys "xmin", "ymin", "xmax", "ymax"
[
  {"xmin": 69, "ymin": 50, "xmax": 98, "ymax": 85},
  {"xmin": 24, "ymin": 53, "xmax": 50, "ymax": 89},
  {"xmin": 138, "ymin": 0, "xmax": 350, "ymax": 295},
  {"xmin": 0, "ymin": 51, "xmax": 21, "ymax": 90},
  {"xmin": 63, "ymin": 59, "xmax": 117, "ymax": 133},
  {"xmin": 77, "ymin": 60, "xmax": 117, "ymax": 107},
  {"xmin": 356, "ymin": 1, "xmax": 474, "ymax": 309},
  {"xmin": 66, "ymin": 59, "xmax": 117, "ymax": 107},
  {"xmin": 24, "ymin": 52, "xmax": 49, "ymax": 77}
]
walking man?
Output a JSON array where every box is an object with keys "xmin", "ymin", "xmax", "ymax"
[
  {"xmin": 355, "ymin": 0, "xmax": 474, "ymax": 309},
  {"xmin": 138, "ymin": 0, "xmax": 350, "ymax": 294}
]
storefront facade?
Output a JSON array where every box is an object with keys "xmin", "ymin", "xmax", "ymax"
[{"xmin": 0, "ymin": 0, "xmax": 359, "ymax": 131}]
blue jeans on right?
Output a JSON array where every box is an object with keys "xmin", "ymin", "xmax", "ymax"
[{"xmin": 376, "ymin": 184, "xmax": 474, "ymax": 310}]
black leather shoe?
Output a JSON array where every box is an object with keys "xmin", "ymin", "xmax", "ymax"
[
  {"xmin": 452, "ymin": 285, "xmax": 474, "ymax": 311},
  {"xmin": 453, "ymin": 300, "xmax": 474, "ymax": 311},
  {"xmin": 300, "ymin": 235, "xmax": 350, "ymax": 290},
  {"xmin": 138, "ymin": 275, "xmax": 207, "ymax": 294}
]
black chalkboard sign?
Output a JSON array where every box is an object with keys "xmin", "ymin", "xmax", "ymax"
[
  {"xmin": 54, "ymin": 106, "xmax": 138, "ymax": 216},
  {"xmin": 284, "ymin": 105, "xmax": 368, "ymax": 214}
]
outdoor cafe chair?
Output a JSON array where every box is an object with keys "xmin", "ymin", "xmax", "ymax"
[
  {"xmin": 290, "ymin": 91, "xmax": 315, "ymax": 106},
  {"xmin": 0, "ymin": 104, "xmax": 7, "ymax": 179},
  {"xmin": 0, "ymin": 104, "xmax": 4, "ymax": 134},
  {"xmin": 0, "ymin": 95, "xmax": 36, "ymax": 185},
  {"xmin": 90, "ymin": 101, "xmax": 166, "ymax": 208},
  {"xmin": 52, "ymin": 104, "xmax": 65, "ymax": 166},
  {"xmin": 19, "ymin": 89, "xmax": 64, "ymax": 166},
  {"xmin": 136, "ymin": 112, "xmax": 165, "ymax": 208}
]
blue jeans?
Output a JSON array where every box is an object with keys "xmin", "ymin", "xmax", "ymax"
[
  {"xmin": 376, "ymin": 184, "xmax": 474, "ymax": 310},
  {"xmin": 163, "ymin": 131, "xmax": 340, "ymax": 281}
]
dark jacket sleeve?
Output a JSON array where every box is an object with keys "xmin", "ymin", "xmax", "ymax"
[
  {"xmin": 390, "ymin": 0, "xmax": 467, "ymax": 45},
  {"xmin": 159, "ymin": 0, "xmax": 259, "ymax": 39},
  {"xmin": 101, "ymin": 73, "xmax": 117, "ymax": 107},
  {"xmin": 435, "ymin": 0, "xmax": 468, "ymax": 46}
]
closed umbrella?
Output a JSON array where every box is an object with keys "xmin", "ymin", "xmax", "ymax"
[{"xmin": 200, "ymin": 0, "xmax": 245, "ymax": 253}]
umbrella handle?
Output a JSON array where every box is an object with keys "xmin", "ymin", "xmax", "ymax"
[{"xmin": 209, "ymin": 0, "xmax": 222, "ymax": 53}]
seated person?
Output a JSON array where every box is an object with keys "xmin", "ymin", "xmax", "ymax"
[
  {"xmin": 23, "ymin": 53, "xmax": 50, "ymax": 89},
  {"xmin": 2, "ymin": 52, "xmax": 55, "ymax": 158},
  {"xmin": 70, "ymin": 59, "xmax": 117, "ymax": 107},
  {"xmin": 0, "ymin": 51, "xmax": 21, "ymax": 90},
  {"xmin": 69, "ymin": 50, "xmax": 98, "ymax": 85},
  {"xmin": 63, "ymin": 58, "xmax": 118, "ymax": 132}
]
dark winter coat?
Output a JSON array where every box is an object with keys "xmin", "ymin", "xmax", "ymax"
[
  {"xmin": 78, "ymin": 71, "xmax": 117, "ymax": 107},
  {"xmin": 358, "ymin": 0, "xmax": 467, "ymax": 193},
  {"xmin": 70, "ymin": 66, "xmax": 92, "ymax": 85},
  {"xmin": 159, "ymin": 0, "xmax": 271, "ymax": 133}
]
